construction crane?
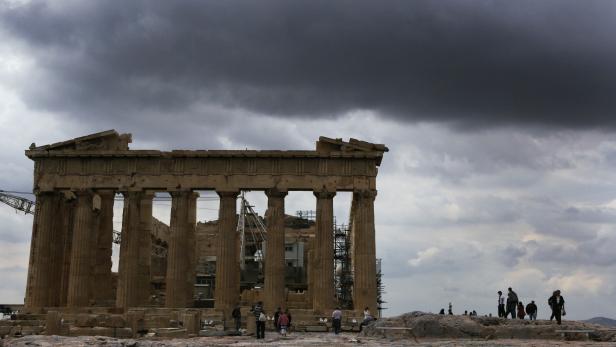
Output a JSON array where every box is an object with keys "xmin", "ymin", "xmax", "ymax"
[
  {"xmin": 0, "ymin": 190, "xmax": 35, "ymax": 215},
  {"xmin": 237, "ymin": 191, "xmax": 267, "ymax": 270},
  {"xmin": 0, "ymin": 190, "xmax": 166, "ymax": 257}
]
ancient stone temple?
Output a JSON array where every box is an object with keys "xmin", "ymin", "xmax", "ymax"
[{"xmin": 23, "ymin": 130, "xmax": 387, "ymax": 321}]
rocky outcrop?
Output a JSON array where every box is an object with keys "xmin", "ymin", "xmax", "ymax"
[{"xmin": 361, "ymin": 312, "xmax": 616, "ymax": 342}]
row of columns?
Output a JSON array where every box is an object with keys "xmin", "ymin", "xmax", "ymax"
[{"xmin": 25, "ymin": 188, "xmax": 378, "ymax": 315}]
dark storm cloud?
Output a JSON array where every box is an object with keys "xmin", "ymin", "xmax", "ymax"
[{"xmin": 1, "ymin": 0, "xmax": 616, "ymax": 128}]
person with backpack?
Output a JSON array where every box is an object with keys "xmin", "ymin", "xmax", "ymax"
[
  {"xmin": 231, "ymin": 303, "xmax": 242, "ymax": 332},
  {"xmin": 506, "ymin": 287, "xmax": 519, "ymax": 319},
  {"xmin": 526, "ymin": 300, "xmax": 537, "ymax": 320},
  {"xmin": 277, "ymin": 311, "xmax": 290, "ymax": 336},
  {"xmin": 251, "ymin": 301, "xmax": 266, "ymax": 339}
]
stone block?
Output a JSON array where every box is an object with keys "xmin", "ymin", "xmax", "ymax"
[
  {"xmin": 305, "ymin": 325, "xmax": 328, "ymax": 332},
  {"xmin": 181, "ymin": 312, "xmax": 201, "ymax": 335},
  {"xmin": 75, "ymin": 314, "xmax": 98, "ymax": 327},
  {"xmin": 108, "ymin": 315, "xmax": 127, "ymax": 328},
  {"xmin": 155, "ymin": 328, "xmax": 187, "ymax": 338}
]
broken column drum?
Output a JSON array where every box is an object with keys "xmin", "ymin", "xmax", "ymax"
[{"xmin": 23, "ymin": 130, "xmax": 387, "ymax": 313}]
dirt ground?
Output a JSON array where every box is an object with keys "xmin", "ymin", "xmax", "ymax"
[{"xmin": 2, "ymin": 333, "xmax": 616, "ymax": 347}]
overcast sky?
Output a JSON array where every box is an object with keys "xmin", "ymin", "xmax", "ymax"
[{"xmin": 1, "ymin": 0, "xmax": 616, "ymax": 320}]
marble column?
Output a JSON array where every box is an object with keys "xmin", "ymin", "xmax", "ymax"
[
  {"xmin": 116, "ymin": 191, "xmax": 153, "ymax": 309},
  {"xmin": 25, "ymin": 192, "xmax": 59, "ymax": 308},
  {"xmin": 92, "ymin": 190, "xmax": 115, "ymax": 305},
  {"xmin": 263, "ymin": 189, "xmax": 287, "ymax": 312},
  {"xmin": 352, "ymin": 190, "xmax": 378, "ymax": 315},
  {"xmin": 59, "ymin": 198, "xmax": 76, "ymax": 307},
  {"xmin": 48, "ymin": 194, "xmax": 72, "ymax": 307},
  {"xmin": 166, "ymin": 191, "xmax": 198, "ymax": 308},
  {"xmin": 214, "ymin": 191, "xmax": 239, "ymax": 315},
  {"xmin": 313, "ymin": 190, "xmax": 336, "ymax": 312},
  {"xmin": 67, "ymin": 190, "xmax": 96, "ymax": 307}
]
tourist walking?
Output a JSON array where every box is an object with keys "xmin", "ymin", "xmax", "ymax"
[
  {"xmin": 274, "ymin": 307, "xmax": 282, "ymax": 332},
  {"xmin": 506, "ymin": 287, "xmax": 519, "ymax": 319},
  {"xmin": 277, "ymin": 311, "xmax": 290, "ymax": 336},
  {"xmin": 526, "ymin": 301, "xmax": 537, "ymax": 320},
  {"xmin": 549, "ymin": 290, "xmax": 566, "ymax": 325},
  {"xmin": 231, "ymin": 303, "xmax": 242, "ymax": 332},
  {"xmin": 497, "ymin": 291, "xmax": 506, "ymax": 317},
  {"xmin": 517, "ymin": 301, "xmax": 525, "ymax": 319},
  {"xmin": 448, "ymin": 302, "xmax": 453, "ymax": 315},
  {"xmin": 332, "ymin": 307, "xmax": 342, "ymax": 335},
  {"xmin": 251, "ymin": 301, "xmax": 266, "ymax": 339},
  {"xmin": 285, "ymin": 309, "xmax": 292, "ymax": 331}
]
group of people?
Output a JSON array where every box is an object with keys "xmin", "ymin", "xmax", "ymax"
[
  {"xmin": 244, "ymin": 302, "xmax": 293, "ymax": 339},
  {"xmin": 497, "ymin": 287, "xmax": 565, "ymax": 324}
]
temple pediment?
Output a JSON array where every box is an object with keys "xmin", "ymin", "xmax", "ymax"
[{"xmin": 30, "ymin": 129, "xmax": 131, "ymax": 152}]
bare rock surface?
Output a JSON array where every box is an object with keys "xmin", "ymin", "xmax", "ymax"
[
  {"xmin": 361, "ymin": 311, "xmax": 616, "ymax": 342},
  {"xmin": 3, "ymin": 332, "xmax": 616, "ymax": 347}
]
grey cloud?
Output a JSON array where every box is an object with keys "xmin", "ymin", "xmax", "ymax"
[{"xmin": 1, "ymin": 1, "xmax": 616, "ymax": 130}]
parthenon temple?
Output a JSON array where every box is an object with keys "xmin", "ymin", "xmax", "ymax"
[{"xmin": 22, "ymin": 130, "xmax": 387, "ymax": 334}]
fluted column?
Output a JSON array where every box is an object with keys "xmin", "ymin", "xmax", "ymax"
[
  {"xmin": 263, "ymin": 189, "xmax": 288, "ymax": 312},
  {"xmin": 67, "ymin": 190, "xmax": 96, "ymax": 307},
  {"xmin": 59, "ymin": 198, "xmax": 76, "ymax": 307},
  {"xmin": 352, "ymin": 190, "xmax": 378, "ymax": 314},
  {"xmin": 214, "ymin": 191, "xmax": 239, "ymax": 315},
  {"xmin": 25, "ymin": 192, "xmax": 60, "ymax": 308},
  {"xmin": 48, "ymin": 193, "xmax": 72, "ymax": 307},
  {"xmin": 92, "ymin": 190, "xmax": 115, "ymax": 305},
  {"xmin": 313, "ymin": 190, "xmax": 336, "ymax": 312},
  {"xmin": 166, "ymin": 191, "xmax": 198, "ymax": 307},
  {"xmin": 116, "ymin": 191, "xmax": 154, "ymax": 309}
]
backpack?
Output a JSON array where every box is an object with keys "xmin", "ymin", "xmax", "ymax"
[{"xmin": 259, "ymin": 313, "xmax": 266, "ymax": 322}]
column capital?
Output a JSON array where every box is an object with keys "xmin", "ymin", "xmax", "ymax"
[
  {"xmin": 169, "ymin": 190, "xmax": 193, "ymax": 198},
  {"xmin": 94, "ymin": 189, "xmax": 116, "ymax": 197},
  {"xmin": 265, "ymin": 188, "xmax": 288, "ymax": 198},
  {"xmin": 216, "ymin": 190, "xmax": 240, "ymax": 199},
  {"xmin": 354, "ymin": 189, "xmax": 377, "ymax": 200},
  {"xmin": 313, "ymin": 189, "xmax": 336, "ymax": 200}
]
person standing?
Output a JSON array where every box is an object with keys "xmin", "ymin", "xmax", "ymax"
[
  {"xmin": 277, "ymin": 311, "xmax": 290, "ymax": 336},
  {"xmin": 550, "ymin": 290, "xmax": 565, "ymax": 325},
  {"xmin": 526, "ymin": 301, "xmax": 537, "ymax": 320},
  {"xmin": 497, "ymin": 291, "xmax": 506, "ymax": 318},
  {"xmin": 285, "ymin": 309, "xmax": 292, "ymax": 331},
  {"xmin": 517, "ymin": 301, "xmax": 525, "ymax": 319},
  {"xmin": 251, "ymin": 301, "xmax": 265, "ymax": 339},
  {"xmin": 548, "ymin": 291, "xmax": 557, "ymax": 321},
  {"xmin": 360, "ymin": 307, "xmax": 373, "ymax": 332},
  {"xmin": 332, "ymin": 307, "xmax": 342, "ymax": 335},
  {"xmin": 507, "ymin": 287, "xmax": 519, "ymax": 319},
  {"xmin": 274, "ymin": 307, "xmax": 282, "ymax": 332},
  {"xmin": 448, "ymin": 302, "xmax": 453, "ymax": 315},
  {"xmin": 231, "ymin": 303, "xmax": 242, "ymax": 332}
]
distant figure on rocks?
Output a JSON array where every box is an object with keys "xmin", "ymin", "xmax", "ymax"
[
  {"xmin": 498, "ymin": 291, "xmax": 506, "ymax": 317},
  {"xmin": 439, "ymin": 308, "xmax": 445, "ymax": 315},
  {"xmin": 463, "ymin": 310, "xmax": 468, "ymax": 316},
  {"xmin": 332, "ymin": 307, "xmax": 342, "ymax": 335},
  {"xmin": 549, "ymin": 290, "xmax": 566, "ymax": 325},
  {"xmin": 517, "ymin": 302, "xmax": 526, "ymax": 319},
  {"xmin": 472, "ymin": 310, "xmax": 477, "ymax": 316},
  {"xmin": 506, "ymin": 287, "xmax": 519, "ymax": 319},
  {"xmin": 232, "ymin": 303, "xmax": 242, "ymax": 332},
  {"xmin": 526, "ymin": 301, "xmax": 537, "ymax": 320},
  {"xmin": 448, "ymin": 302, "xmax": 453, "ymax": 315}
]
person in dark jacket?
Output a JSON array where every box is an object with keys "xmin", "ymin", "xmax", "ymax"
[
  {"xmin": 506, "ymin": 287, "xmax": 519, "ymax": 319},
  {"xmin": 274, "ymin": 307, "xmax": 282, "ymax": 332},
  {"xmin": 526, "ymin": 301, "xmax": 537, "ymax": 320},
  {"xmin": 231, "ymin": 303, "xmax": 242, "ymax": 332},
  {"xmin": 549, "ymin": 290, "xmax": 565, "ymax": 325}
]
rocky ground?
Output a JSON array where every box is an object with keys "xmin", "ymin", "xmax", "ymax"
[{"xmin": 2, "ymin": 312, "xmax": 616, "ymax": 346}]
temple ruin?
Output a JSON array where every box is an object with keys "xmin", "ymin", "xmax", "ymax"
[{"xmin": 22, "ymin": 130, "xmax": 387, "ymax": 334}]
